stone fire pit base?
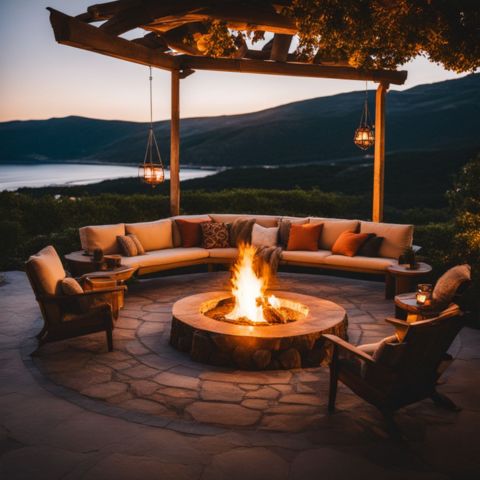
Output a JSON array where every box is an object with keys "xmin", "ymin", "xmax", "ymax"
[{"xmin": 170, "ymin": 291, "xmax": 348, "ymax": 370}]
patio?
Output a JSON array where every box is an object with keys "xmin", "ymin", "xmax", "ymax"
[{"xmin": 1, "ymin": 270, "xmax": 480, "ymax": 479}]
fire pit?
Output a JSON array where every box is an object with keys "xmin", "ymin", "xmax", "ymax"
[{"xmin": 170, "ymin": 245, "xmax": 348, "ymax": 370}]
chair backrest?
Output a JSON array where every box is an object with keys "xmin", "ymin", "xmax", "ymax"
[
  {"xmin": 25, "ymin": 245, "xmax": 66, "ymax": 297},
  {"xmin": 379, "ymin": 306, "xmax": 464, "ymax": 382}
]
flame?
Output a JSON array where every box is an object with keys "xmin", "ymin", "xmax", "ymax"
[{"xmin": 226, "ymin": 243, "xmax": 268, "ymax": 324}]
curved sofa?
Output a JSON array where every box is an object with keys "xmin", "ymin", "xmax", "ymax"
[{"xmin": 77, "ymin": 213, "xmax": 414, "ymax": 279}]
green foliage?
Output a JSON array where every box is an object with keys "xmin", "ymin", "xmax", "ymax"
[{"xmin": 284, "ymin": 0, "xmax": 480, "ymax": 71}]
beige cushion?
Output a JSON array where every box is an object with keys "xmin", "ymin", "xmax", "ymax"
[
  {"xmin": 281, "ymin": 250, "xmax": 331, "ymax": 265},
  {"xmin": 171, "ymin": 215, "xmax": 211, "ymax": 247},
  {"xmin": 208, "ymin": 248, "xmax": 238, "ymax": 259},
  {"xmin": 432, "ymin": 264, "xmax": 471, "ymax": 307},
  {"xmin": 125, "ymin": 219, "xmax": 172, "ymax": 252},
  {"xmin": 309, "ymin": 218, "xmax": 359, "ymax": 250},
  {"xmin": 209, "ymin": 213, "xmax": 279, "ymax": 228},
  {"xmin": 251, "ymin": 224, "xmax": 278, "ymax": 247},
  {"xmin": 359, "ymin": 221, "xmax": 413, "ymax": 259},
  {"xmin": 120, "ymin": 247, "xmax": 208, "ymax": 269},
  {"xmin": 79, "ymin": 223, "xmax": 125, "ymax": 254},
  {"xmin": 27, "ymin": 246, "xmax": 66, "ymax": 295},
  {"xmin": 281, "ymin": 216, "xmax": 309, "ymax": 224},
  {"xmin": 61, "ymin": 277, "xmax": 84, "ymax": 295},
  {"xmin": 322, "ymin": 255, "xmax": 397, "ymax": 272}
]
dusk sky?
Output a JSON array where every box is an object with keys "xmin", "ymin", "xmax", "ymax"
[{"xmin": 0, "ymin": 0, "xmax": 469, "ymax": 123}]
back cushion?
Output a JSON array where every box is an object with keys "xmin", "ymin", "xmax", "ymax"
[
  {"xmin": 359, "ymin": 221, "xmax": 413, "ymax": 259},
  {"xmin": 209, "ymin": 213, "xmax": 279, "ymax": 228},
  {"xmin": 79, "ymin": 223, "xmax": 125, "ymax": 254},
  {"xmin": 309, "ymin": 218, "xmax": 359, "ymax": 250},
  {"xmin": 171, "ymin": 215, "xmax": 211, "ymax": 247},
  {"xmin": 125, "ymin": 219, "xmax": 172, "ymax": 252},
  {"xmin": 27, "ymin": 245, "xmax": 66, "ymax": 295}
]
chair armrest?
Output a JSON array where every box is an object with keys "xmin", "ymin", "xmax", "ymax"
[
  {"xmin": 412, "ymin": 245, "xmax": 422, "ymax": 253},
  {"xmin": 323, "ymin": 334, "xmax": 376, "ymax": 364},
  {"xmin": 384, "ymin": 317, "xmax": 410, "ymax": 328},
  {"xmin": 39, "ymin": 286, "xmax": 126, "ymax": 303}
]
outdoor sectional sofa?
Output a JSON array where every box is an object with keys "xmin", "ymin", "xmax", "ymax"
[{"xmin": 77, "ymin": 213, "xmax": 414, "ymax": 279}]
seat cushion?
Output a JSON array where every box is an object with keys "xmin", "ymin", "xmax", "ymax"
[
  {"xmin": 281, "ymin": 250, "xmax": 331, "ymax": 265},
  {"xmin": 359, "ymin": 221, "xmax": 413, "ymax": 259},
  {"xmin": 322, "ymin": 255, "xmax": 397, "ymax": 272},
  {"xmin": 125, "ymin": 219, "xmax": 172, "ymax": 252},
  {"xmin": 309, "ymin": 218, "xmax": 360, "ymax": 250},
  {"xmin": 120, "ymin": 248, "xmax": 209, "ymax": 269},
  {"xmin": 208, "ymin": 248, "xmax": 238, "ymax": 259},
  {"xmin": 79, "ymin": 223, "xmax": 125, "ymax": 254},
  {"xmin": 27, "ymin": 245, "xmax": 66, "ymax": 295},
  {"xmin": 209, "ymin": 213, "xmax": 279, "ymax": 228}
]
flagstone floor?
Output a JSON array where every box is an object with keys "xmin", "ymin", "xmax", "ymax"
[{"xmin": 1, "ymin": 270, "xmax": 479, "ymax": 480}]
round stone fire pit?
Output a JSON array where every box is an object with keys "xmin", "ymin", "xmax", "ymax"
[{"xmin": 170, "ymin": 291, "xmax": 348, "ymax": 370}]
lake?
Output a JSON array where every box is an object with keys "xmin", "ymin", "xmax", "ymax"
[{"xmin": 0, "ymin": 163, "xmax": 215, "ymax": 191}]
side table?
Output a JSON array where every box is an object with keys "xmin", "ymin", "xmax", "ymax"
[{"xmin": 385, "ymin": 262, "xmax": 432, "ymax": 300}]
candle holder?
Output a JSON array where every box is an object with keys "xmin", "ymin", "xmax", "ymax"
[{"xmin": 416, "ymin": 283, "xmax": 433, "ymax": 305}]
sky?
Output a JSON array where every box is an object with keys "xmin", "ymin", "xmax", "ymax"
[{"xmin": 0, "ymin": 0, "xmax": 469, "ymax": 123}]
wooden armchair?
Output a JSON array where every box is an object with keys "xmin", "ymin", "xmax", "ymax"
[
  {"xmin": 26, "ymin": 246, "xmax": 126, "ymax": 351},
  {"xmin": 324, "ymin": 306, "xmax": 464, "ymax": 433}
]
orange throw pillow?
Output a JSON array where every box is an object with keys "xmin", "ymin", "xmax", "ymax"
[
  {"xmin": 176, "ymin": 218, "xmax": 211, "ymax": 248},
  {"xmin": 331, "ymin": 231, "xmax": 370, "ymax": 257},
  {"xmin": 287, "ymin": 223, "xmax": 323, "ymax": 251}
]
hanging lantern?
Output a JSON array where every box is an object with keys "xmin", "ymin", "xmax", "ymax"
[
  {"xmin": 354, "ymin": 82, "xmax": 375, "ymax": 150},
  {"xmin": 139, "ymin": 66, "xmax": 165, "ymax": 187}
]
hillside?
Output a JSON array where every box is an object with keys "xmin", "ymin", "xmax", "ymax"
[{"xmin": 1, "ymin": 74, "xmax": 479, "ymax": 166}]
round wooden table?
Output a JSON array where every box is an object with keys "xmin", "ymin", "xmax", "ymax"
[
  {"xmin": 385, "ymin": 262, "xmax": 432, "ymax": 299},
  {"xmin": 65, "ymin": 251, "xmax": 136, "ymax": 281}
]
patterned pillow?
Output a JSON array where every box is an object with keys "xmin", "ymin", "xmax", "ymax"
[
  {"xmin": 117, "ymin": 235, "xmax": 138, "ymax": 257},
  {"xmin": 201, "ymin": 222, "xmax": 229, "ymax": 249},
  {"xmin": 128, "ymin": 233, "xmax": 145, "ymax": 255}
]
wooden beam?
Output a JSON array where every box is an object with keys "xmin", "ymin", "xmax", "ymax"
[
  {"xmin": 170, "ymin": 70, "xmax": 181, "ymax": 216},
  {"xmin": 372, "ymin": 82, "xmax": 388, "ymax": 222},
  {"xmin": 177, "ymin": 55, "xmax": 408, "ymax": 85},
  {"xmin": 47, "ymin": 8, "xmax": 177, "ymax": 71},
  {"xmin": 270, "ymin": 34, "xmax": 292, "ymax": 62}
]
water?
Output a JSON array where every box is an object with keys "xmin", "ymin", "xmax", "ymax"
[{"xmin": 0, "ymin": 163, "xmax": 215, "ymax": 191}]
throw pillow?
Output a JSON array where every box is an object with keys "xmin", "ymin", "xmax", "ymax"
[
  {"xmin": 61, "ymin": 277, "xmax": 84, "ymax": 295},
  {"xmin": 229, "ymin": 218, "xmax": 255, "ymax": 247},
  {"xmin": 251, "ymin": 223, "xmax": 279, "ymax": 248},
  {"xmin": 117, "ymin": 235, "xmax": 138, "ymax": 257},
  {"xmin": 201, "ymin": 222, "xmax": 230, "ymax": 249},
  {"xmin": 287, "ymin": 223, "xmax": 323, "ymax": 251},
  {"xmin": 175, "ymin": 218, "xmax": 211, "ymax": 248},
  {"xmin": 331, "ymin": 231, "xmax": 370, "ymax": 257},
  {"xmin": 277, "ymin": 219, "xmax": 291, "ymax": 249},
  {"xmin": 432, "ymin": 264, "xmax": 471, "ymax": 307},
  {"xmin": 128, "ymin": 233, "xmax": 145, "ymax": 255},
  {"xmin": 357, "ymin": 234, "xmax": 384, "ymax": 257}
]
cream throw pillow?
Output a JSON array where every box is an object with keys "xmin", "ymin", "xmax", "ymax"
[
  {"xmin": 125, "ymin": 219, "xmax": 173, "ymax": 251},
  {"xmin": 251, "ymin": 223, "xmax": 279, "ymax": 248}
]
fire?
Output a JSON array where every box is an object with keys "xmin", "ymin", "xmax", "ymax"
[{"xmin": 226, "ymin": 243, "xmax": 277, "ymax": 324}]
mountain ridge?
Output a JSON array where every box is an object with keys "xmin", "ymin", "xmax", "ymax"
[{"xmin": 1, "ymin": 73, "xmax": 479, "ymax": 166}]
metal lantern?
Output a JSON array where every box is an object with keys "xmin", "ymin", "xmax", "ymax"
[
  {"xmin": 139, "ymin": 66, "xmax": 165, "ymax": 188},
  {"xmin": 354, "ymin": 82, "xmax": 375, "ymax": 150}
]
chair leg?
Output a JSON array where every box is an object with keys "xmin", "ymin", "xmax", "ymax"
[
  {"xmin": 328, "ymin": 347, "xmax": 338, "ymax": 413},
  {"xmin": 431, "ymin": 390, "xmax": 461, "ymax": 412},
  {"xmin": 106, "ymin": 327, "xmax": 113, "ymax": 352}
]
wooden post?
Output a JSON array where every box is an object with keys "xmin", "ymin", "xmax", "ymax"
[
  {"xmin": 170, "ymin": 70, "xmax": 180, "ymax": 216},
  {"xmin": 372, "ymin": 82, "xmax": 388, "ymax": 222}
]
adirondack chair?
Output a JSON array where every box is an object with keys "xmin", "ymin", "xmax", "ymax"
[
  {"xmin": 26, "ymin": 246, "xmax": 126, "ymax": 351},
  {"xmin": 324, "ymin": 305, "xmax": 464, "ymax": 433}
]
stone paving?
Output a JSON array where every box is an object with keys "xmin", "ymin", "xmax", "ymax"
[{"xmin": 1, "ymin": 270, "xmax": 480, "ymax": 479}]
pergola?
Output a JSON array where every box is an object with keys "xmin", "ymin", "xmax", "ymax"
[{"xmin": 47, "ymin": 1, "xmax": 408, "ymax": 221}]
